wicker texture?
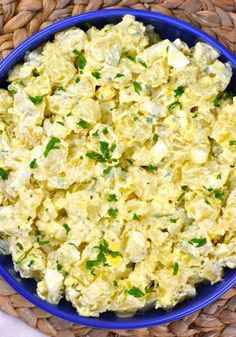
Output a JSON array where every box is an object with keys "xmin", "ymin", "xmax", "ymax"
[{"xmin": 1, "ymin": 0, "xmax": 236, "ymax": 336}]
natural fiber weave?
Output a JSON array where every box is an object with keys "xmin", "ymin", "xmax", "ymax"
[{"xmin": 1, "ymin": 0, "xmax": 236, "ymax": 336}]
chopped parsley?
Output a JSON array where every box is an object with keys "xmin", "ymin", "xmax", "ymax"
[
  {"xmin": 181, "ymin": 185, "xmax": 189, "ymax": 191},
  {"xmin": 0, "ymin": 167, "xmax": 9, "ymax": 181},
  {"xmin": 205, "ymin": 198, "xmax": 211, "ymax": 205},
  {"xmin": 192, "ymin": 113, "xmax": 198, "ymax": 118},
  {"xmin": 77, "ymin": 119, "xmax": 90, "ymax": 129},
  {"xmin": 44, "ymin": 137, "xmax": 60, "ymax": 158},
  {"xmin": 16, "ymin": 252, "xmax": 28, "ymax": 264},
  {"xmin": 86, "ymin": 151, "xmax": 104, "ymax": 161},
  {"xmin": 63, "ymin": 223, "xmax": 70, "ymax": 234},
  {"xmin": 214, "ymin": 91, "xmax": 234, "ymax": 107},
  {"xmin": 29, "ymin": 158, "xmax": 38, "ymax": 169},
  {"xmin": 57, "ymin": 86, "xmax": 66, "ymax": 92},
  {"xmin": 229, "ymin": 140, "xmax": 236, "ymax": 146},
  {"xmin": 132, "ymin": 213, "xmax": 141, "ymax": 221},
  {"xmin": 153, "ymin": 133, "xmax": 159, "ymax": 141},
  {"xmin": 188, "ymin": 238, "xmax": 207, "ymax": 247},
  {"xmin": 128, "ymin": 287, "xmax": 145, "ymax": 298},
  {"xmin": 92, "ymin": 130, "xmax": 99, "ymax": 137},
  {"xmin": 174, "ymin": 86, "xmax": 185, "ymax": 97},
  {"xmin": 27, "ymin": 216, "xmax": 32, "ymax": 221},
  {"xmin": 177, "ymin": 192, "xmax": 185, "ymax": 202},
  {"xmin": 108, "ymin": 208, "xmax": 118, "ymax": 218},
  {"xmin": 113, "ymin": 280, "xmax": 118, "ymax": 286},
  {"xmin": 216, "ymin": 173, "xmax": 222, "ymax": 179},
  {"xmin": 103, "ymin": 166, "xmax": 113, "ymax": 175},
  {"xmin": 139, "ymin": 60, "xmax": 147, "ymax": 68},
  {"xmin": 56, "ymin": 121, "xmax": 64, "ymax": 126},
  {"xmin": 75, "ymin": 77, "xmax": 80, "ymax": 83},
  {"xmin": 103, "ymin": 127, "xmax": 109, "ymax": 135},
  {"xmin": 66, "ymin": 112, "xmax": 72, "ymax": 117},
  {"xmin": 86, "ymin": 239, "xmax": 122, "ymax": 274},
  {"xmin": 173, "ymin": 262, "xmax": 179, "ymax": 275},
  {"xmin": 35, "ymin": 231, "xmax": 49, "ymax": 246},
  {"xmin": 123, "ymin": 51, "xmax": 136, "ymax": 63},
  {"xmin": 145, "ymin": 165, "xmax": 158, "ymax": 172},
  {"xmin": 29, "ymin": 94, "xmax": 47, "ymax": 104},
  {"xmin": 170, "ymin": 218, "xmax": 178, "ymax": 223},
  {"xmin": 108, "ymin": 194, "xmax": 118, "ymax": 202},
  {"xmin": 28, "ymin": 260, "xmax": 34, "ymax": 267},
  {"xmin": 214, "ymin": 190, "xmax": 224, "ymax": 200},
  {"xmin": 114, "ymin": 73, "xmax": 124, "ymax": 78},
  {"xmin": 56, "ymin": 263, "xmax": 63, "ymax": 271},
  {"xmin": 168, "ymin": 101, "xmax": 182, "ymax": 111},
  {"xmin": 73, "ymin": 49, "xmax": 87, "ymax": 70},
  {"xmin": 86, "ymin": 142, "xmax": 116, "ymax": 163},
  {"xmin": 9, "ymin": 88, "xmax": 17, "ymax": 95},
  {"xmin": 133, "ymin": 82, "xmax": 142, "ymax": 95},
  {"xmin": 16, "ymin": 242, "xmax": 23, "ymax": 250},
  {"xmin": 91, "ymin": 71, "xmax": 101, "ymax": 79},
  {"xmin": 126, "ymin": 159, "xmax": 133, "ymax": 165}
]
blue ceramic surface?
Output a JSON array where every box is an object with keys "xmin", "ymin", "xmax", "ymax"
[{"xmin": 0, "ymin": 8, "xmax": 236, "ymax": 330}]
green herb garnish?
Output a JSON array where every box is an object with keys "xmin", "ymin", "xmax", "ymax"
[
  {"xmin": 114, "ymin": 73, "xmax": 124, "ymax": 78},
  {"xmin": 216, "ymin": 173, "xmax": 222, "ymax": 179},
  {"xmin": 63, "ymin": 223, "xmax": 70, "ymax": 234},
  {"xmin": 57, "ymin": 86, "xmax": 66, "ymax": 92},
  {"xmin": 92, "ymin": 130, "xmax": 99, "ymax": 137},
  {"xmin": 29, "ymin": 158, "xmax": 38, "ymax": 169},
  {"xmin": 173, "ymin": 262, "xmax": 179, "ymax": 275},
  {"xmin": 56, "ymin": 121, "xmax": 64, "ymax": 126},
  {"xmin": 177, "ymin": 192, "xmax": 185, "ymax": 202},
  {"xmin": 168, "ymin": 101, "xmax": 182, "ymax": 111},
  {"xmin": 44, "ymin": 137, "xmax": 60, "ymax": 158},
  {"xmin": 113, "ymin": 280, "xmax": 118, "ymax": 286},
  {"xmin": 77, "ymin": 119, "xmax": 90, "ymax": 129},
  {"xmin": 103, "ymin": 166, "xmax": 113, "ymax": 175},
  {"xmin": 214, "ymin": 190, "xmax": 224, "ymax": 200},
  {"xmin": 28, "ymin": 260, "xmax": 34, "ymax": 267},
  {"xmin": 86, "ymin": 239, "xmax": 121, "ymax": 274},
  {"xmin": 174, "ymin": 86, "xmax": 185, "ymax": 97},
  {"xmin": 214, "ymin": 91, "xmax": 234, "ymax": 107},
  {"xmin": 103, "ymin": 127, "xmax": 109, "ymax": 135},
  {"xmin": 29, "ymin": 94, "xmax": 47, "ymax": 104},
  {"xmin": 170, "ymin": 218, "xmax": 178, "ymax": 223},
  {"xmin": 91, "ymin": 71, "xmax": 101, "ymax": 79},
  {"xmin": 16, "ymin": 242, "xmax": 23, "ymax": 250},
  {"xmin": 75, "ymin": 77, "xmax": 80, "ymax": 83},
  {"xmin": 108, "ymin": 208, "xmax": 118, "ymax": 218},
  {"xmin": 57, "ymin": 263, "xmax": 63, "ymax": 271},
  {"xmin": 145, "ymin": 165, "xmax": 158, "ymax": 172},
  {"xmin": 132, "ymin": 213, "xmax": 141, "ymax": 221},
  {"xmin": 133, "ymin": 82, "xmax": 142, "ymax": 95},
  {"xmin": 126, "ymin": 159, "xmax": 133, "ymax": 165},
  {"xmin": 139, "ymin": 60, "xmax": 147, "ymax": 68},
  {"xmin": 73, "ymin": 49, "xmax": 87, "ymax": 70},
  {"xmin": 128, "ymin": 287, "xmax": 145, "ymax": 298},
  {"xmin": 189, "ymin": 238, "xmax": 207, "ymax": 247},
  {"xmin": 229, "ymin": 140, "xmax": 236, "ymax": 146},
  {"xmin": 153, "ymin": 133, "xmax": 159, "ymax": 141},
  {"xmin": 0, "ymin": 167, "xmax": 9, "ymax": 181},
  {"xmin": 123, "ymin": 51, "xmax": 136, "ymax": 63},
  {"xmin": 107, "ymin": 194, "xmax": 118, "ymax": 202}
]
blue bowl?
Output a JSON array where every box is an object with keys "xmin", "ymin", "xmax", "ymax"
[{"xmin": 0, "ymin": 8, "xmax": 236, "ymax": 330}]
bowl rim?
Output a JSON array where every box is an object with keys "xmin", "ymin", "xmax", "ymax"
[{"xmin": 0, "ymin": 8, "xmax": 236, "ymax": 330}]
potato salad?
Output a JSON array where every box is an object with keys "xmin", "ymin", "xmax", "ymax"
[{"xmin": 0, "ymin": 15, "xmax": 236, "ymax": 317}]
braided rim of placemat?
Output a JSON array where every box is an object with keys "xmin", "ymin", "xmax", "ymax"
[{"xmin": 1, "ymin": 0, "xmax": 236, "ymax": 336}]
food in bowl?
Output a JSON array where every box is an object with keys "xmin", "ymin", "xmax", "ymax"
[{"xmin": 0, "ymin": 14, "xmax": 236, "ymax": 317}]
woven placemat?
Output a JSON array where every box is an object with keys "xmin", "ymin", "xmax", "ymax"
[{"xmin": 1, "ymin": 0, "xmax": 236, "ymax": 336}]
